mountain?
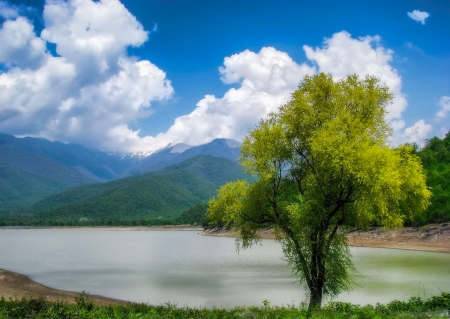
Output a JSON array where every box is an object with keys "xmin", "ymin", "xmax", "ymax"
[
  {"xmin": 32, "ymin": 155, "xmax": 250, "ymax": 222},
  {"xmin": 0, "ymin": 133, "xmax": 138, "ymax": 181},
  {"xmin": 0, "ymin": 133, "xmax": 242, "ymax": 180},
  {"xmin": 126, "ymin": 138, "xmax": 242, "ymax": 175},
  {"xmin": 0, "ymin": 144, "xmax": 94, "ymax": 211},
  {"xmin": 0, "ymin": 134, "xmax": 243, "ymax": 214}
]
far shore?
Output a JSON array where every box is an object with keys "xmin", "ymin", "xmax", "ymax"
[
  {"xmin": 202, "ymin": 223, "xmax": 450, "ymax": 254},
  {"xmin": 0, "ymin": 225, "xmax": 203, "ymax": 231},
  {"xmin": 1, "ymin": 224, "xmax": 449, "ymax": 253}
]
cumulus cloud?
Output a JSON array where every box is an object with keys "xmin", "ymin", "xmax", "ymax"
[
  {"xmin": 0, "ymin": 1, "xmax": 18, "ymax": 19},
  {"xmin": 436, "ymin": 96, "xmax": 450, "ymax": 119},
  {"xmin": 140, "ymin": 47, "xmax": 316, "ymax": 149},
  {"xmin": 0, "ymin": 5, "xmax": 419, "ymax": 154},
  {"xmin": 0, "ymin": 0, "xmax": 173, "ymax": 152},
  {"xmin": 141, "ymin": 31, "xmax": 413, "ymax": 151},
  {"xmin": 304, "ymin": 31, "xmax": 407, "ymax": 131},
  {"xmin": 0, "ymin": 16, "xmax": 47, "ymax": 68},
  {"xmin": 407, "ymin": 10, "xmax": 430, "ymax": 25},
  {"xmin": 401, "ymin": 120, "xmax": 432, "ymax": 146}
]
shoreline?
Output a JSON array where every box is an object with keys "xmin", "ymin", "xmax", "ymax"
[
  {"xmin": 0, "ymin": 225, "xmax": 203, "ymax": 231},
  {"xmin": 2, "ymin": 224, "xmax": 449, "ymax": 253},
  {"xmin": 202, "ymin": 223, "xmax": 450, "ymax": 254},
  {"xmin": 0, "ymin": 269, "xmax": 128, "ymax": 305}
]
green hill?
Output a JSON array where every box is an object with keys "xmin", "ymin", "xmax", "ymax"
[
  {"xmin": 31, "ymin": 155, "xmax": 250, "ymax": 222},
  {"xmin": 0, "ymin": 145, "xmax": 94, "ymax": 211},
  {"xmin": 416, "ymin": 131, "xmax": 450, "ymax": 224}
]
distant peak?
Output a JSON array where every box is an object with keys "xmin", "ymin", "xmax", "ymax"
[
  {"xmin": 224, "ymin": 139, "xmax": 241, "ymax": 148},
  {"xmin": 170, "ymin": 143, "xmax": 192, "ymax": 153},
  {"xmin": 211, "ymin": 138, "xmax": 241, "ymax": 148}
]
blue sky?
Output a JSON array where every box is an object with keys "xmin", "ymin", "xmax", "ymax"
[{"xmin": 0, "ymin": 0, "xmax": 449, "ymax": 152}]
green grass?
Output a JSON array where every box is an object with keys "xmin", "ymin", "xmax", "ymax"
[{"xmin": 0, "ymin": 292, "xmax": 448, "ymax": 319}]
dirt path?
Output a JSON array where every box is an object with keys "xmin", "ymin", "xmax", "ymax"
[
  {"xmin": 0, "ymin": 269, "xmax": 128, "ymax": 305},
  {"xmin": 202, "ymin": 223, "xmax": 450, "ymax": 253}
]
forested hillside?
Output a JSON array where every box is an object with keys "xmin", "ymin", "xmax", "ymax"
[
  {"xmin": 1, "ymin": 132, "xmax": 448, "ymax": 227},
  {"xmin": 0, "ymin": 133, "xmax": 137, "ymax": 181},
  {"xmin": 417, "ymin": 131, "xmax": 450, "ymax": 224},
  {"xmin": 0, "ymin": 144, "xmax": 94, "ymax": 210},
  {"xmin": 29, "ymin": 155, "xmax": 250, "ymax": 223}
]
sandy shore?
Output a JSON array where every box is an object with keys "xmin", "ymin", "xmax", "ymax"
[
  {"xmin": 202, "ymin": 223, "xmax": 450, "ymax": 253},
  {"xmin": 0, "ymin": 269, "xmax": 128, "ymax": 305}
]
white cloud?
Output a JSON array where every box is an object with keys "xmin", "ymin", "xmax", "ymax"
[
  {"xmin": 0, "ymin": 0, "xmax": 173, "ymax": 152},
  {"xmin": 140, "ymin": 47, "xmax": 316, "ymax": 149},
  {"xmin": 304, "ymin": 31, "xmax": 407, "ymax": 130},
  {"xmin": 0, "ymin": 1, "xmax": 18, "ymax": 19},
  {"xmin": 407, "ymin": 10, "xmax": 430, "ymax": 25},
  {"xmin": 401, "ymin": 120, "xmax": 432, "ymax": 146},
  {"xmin": 0, "ymin": 17, "xmax": 47, "ymax": 69},
  {"xmin": 0, "ymin": 6, "xmax": 419, "ymax": 154},
  {"xmin": 396, "ymin": 96, "xmax": 450, "ymax": 147},
  {"xmin": 436, "ymin": 96, "xmax": 450, "ymax": 119},
  {"xmin": 143, "ymin": 32, "xmax": 411, "ymax": 151}
]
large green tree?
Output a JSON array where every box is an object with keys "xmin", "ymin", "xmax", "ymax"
[{"xmin": 207, "ymin": 73, "xmax": 431, "ymax": 309}]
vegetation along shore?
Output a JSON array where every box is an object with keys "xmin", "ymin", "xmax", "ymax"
[{"xmin": 1, "ymin": 269, "xmax": 449, "ymax": 318}]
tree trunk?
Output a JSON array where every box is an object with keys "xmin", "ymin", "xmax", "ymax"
[
  {"xmin": 309, "ymin": 286, "xmax": 323, "ymax": 309},
  {"xmin": 308, "ymin": 233, "xmax": 325, "ymax": 310}
]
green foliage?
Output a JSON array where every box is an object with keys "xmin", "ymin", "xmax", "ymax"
[
  {"xmin": 0, "ymin": 145, "xmax": 94, "ymax": 211},
  {"xmin": 35, "ymin": 155, "xmax": 248, "ymax": 221},
  {"xmin": 0, "ymin": 161, "xmax": 92, "ymax": 211},
  {"xmin": 415, "ymin": 132, "xmax": 450, "ymax": 224},
  {"xmin": 75, "ymin": 291, "xmax": 94, "ymax": 311},
  {"xmin": 174, "ymin": 203, "xmax": 208, "ymax": 226},
  {"xmin": 0, "ymin": 155, "xmax": 249, "ymax": 225},
  {"xmin": 0, "ymin": 292, "xmax": 448, "ymax": 318},
  {"xmin": 208, "ymin": 73, "xmax": 431, "ymax": 309}
]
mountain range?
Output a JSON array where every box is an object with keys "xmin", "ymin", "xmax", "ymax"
[
  {"xmin": 0, "ymin": 133, "xmax": 244, "ymax": 220},
  {"xmin": 32, "ymin": 155, "xmax": 249, "ymax": 222}
]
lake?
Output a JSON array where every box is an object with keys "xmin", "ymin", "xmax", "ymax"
[{"xmin": 0, "ymin": 229, "xmax": 449, "ymax": 308}]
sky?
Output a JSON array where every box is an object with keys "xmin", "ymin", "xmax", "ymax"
[{"xmin": 0, "ymin": 0, "xmax": 449, "ymax": 153}]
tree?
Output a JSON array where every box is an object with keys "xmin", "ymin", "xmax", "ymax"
[
  {"xmin": 416, "ymin": 131, "xmax": 450, "ymax": 223},
  {"xmin": 207, "ymin": 73, "xmax": 431, "ymax": 309}
]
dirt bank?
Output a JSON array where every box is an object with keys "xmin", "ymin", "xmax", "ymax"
[
  {"xmin": 202, "ymin": 223, "xmax": 450, "ymax": 253},
  {"xmin": 0, "ymin": 269, "xmax": 128, "ymax": 305}
]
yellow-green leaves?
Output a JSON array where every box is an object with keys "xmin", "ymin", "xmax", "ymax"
[
  {"xmin": 207, "ymin": 180, "xmax": 249, "ymax": 227},
  {"xmin": 206, "ymin": 73, "xmax": 431, "ymax": 307},
  {"xmin": 240, "ymin": 117, "xmax": 291, "ymax": 180}
]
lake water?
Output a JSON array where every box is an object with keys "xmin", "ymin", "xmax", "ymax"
[{"xmin": 0, "ymin": 229, "xmax": 449, "ymax": 308}]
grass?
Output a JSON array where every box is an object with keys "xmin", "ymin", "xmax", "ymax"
[{"xmin": 0, "ymin": 292, "xmax": 449, "ymax": 318}]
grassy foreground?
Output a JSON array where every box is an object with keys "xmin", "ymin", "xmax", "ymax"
[{"xmin": 0, "ymin": 292, "xmax": 449, "ymax": 319}]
